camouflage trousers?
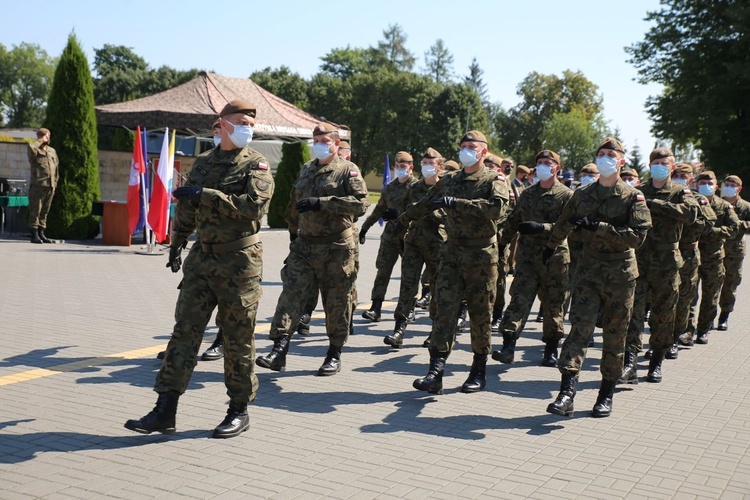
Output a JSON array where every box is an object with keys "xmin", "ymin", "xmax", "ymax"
[
  {"xmin": 370, "ymin": 230, "xmax": 404, "ymax": 301},
  {"xmin": 626, "ymin": 267, "xmax": 680, "ymax": 352},
  {"xmin": 155, "ymin": 243, "xmax": 263, "ymax": 403},
  {"xmin": 270, "ymin": 237, "xmax": 357, "ymax": 346},
  {"xmin": 500, "ymin": 246, "xmax": 568, "ymax": 342},
  {"xmin": 674, "ymin": 247, "xmax": 700, "ymax": 336},
  {"xmin": 429, "ymin": 242, "xmax": 498, "ymax": 356},
  {"xmin": 493, "ymin": 245, "xmax": 510, "ymax": 318},
  {"xmin": 559, "ymin": 277, "xmax": 636, "ymax": 383},
  {"xmin": 697, "ymin": 250, "xmax": 725, "ymax": 333},
  {"xmin": 27, "ymin": 185, "xmax": 55, "ymax": 229},
  {"xmin": 719, "ymin": 251, "xmax": 745, "ymax": 313},
  {"xmin": 395, "ymin": 233, "xmax": 442, "ymax": 320}
]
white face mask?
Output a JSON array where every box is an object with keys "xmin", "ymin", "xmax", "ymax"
[
  {"xmin": 672, "ymin": 177, "xmax": 688, "ymax": 186},
  {"xmin": 580, "ymin": 175, "xmax": 596, "ymax": 186},
  {"xmin": 459, "ymin": 148, "xmax": 479, "ymax": 167},
  {"xmin": 535, "ymin": 164, "xmax": 555, "ymax": 182},
  {"xmin": 722, "ymin": 185, "xmax": 738, "ymax": 198},
  {"xmin": 625, "ymin": 179, "xmax": 638, "ymax": 187},
  {"xmin": 313, "ymin": 142, "xmax": 333, "ymax": 160},
  {"xmin": 596, "ymin": 155, "xmax": 619, "ymax": 177},
  {"xmin": 421, "ymin": 164, "xmax": 437, "ymax": 178},
  {"xmin": 213, "ymin": 135, "xmax": 221, "ymax": 147},
  {"xmin": 225, "ymin": 122, "xmax": 253, "ymax": 148},
  {"xmin": 395, "ymin": 167, "xmax": 409, "ymax": 179}
]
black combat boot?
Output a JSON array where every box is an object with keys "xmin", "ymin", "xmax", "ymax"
[
  {"xmin": 384, "ymin": 318, "xmax": 407, "ymax": 348},
  {"xmin": 362, "ymin": 299, "xmax": 382, "ymax": 322},
  {"xmin": 201, "ymin": 330, "xmax": 224, "ymax": 361},
  {"xmin": 413, "ymin": 351, "xmax": 447, "ymax": 394},
  {"xmin": 422, "ymin": 334, "xmax": 431, "ymax": 348},
  {"xmin": 461, "ymin": 354, "xmax": 487, "ymax": 393},
  {"xmin": 491, "ymin": 301, "xmax": 504, "ymax": 332},
  {"xmin": 546, "ymin": 374, "xmax": 578, "ymax": 417},
  {"xmin": 456, "ymin": 302, "xmax": 468, "ymax": 332},
  {"xmin": 591, "ymin": 380, "xmax": 616, "ymax": 418},
  {"xmin": 696, "ymin": 330, "xmax": 709, "ymax": 344},
  {"xmin": 297, "ymin": 314, "xmax": 311, "ymax": 336},
  {"xmin": 124, "ymin": 391, "xmax": 179, "ymax": 434},
  {"xmin": 415, "ymin": 287, "xmax": 430, "ymax": 309},
  {"xmin": 644, "ymin": 348, "xmax": 653, "ymax": 359},
  {"xmin": 535, "ymin": 311, "xmax": 543, "ymax": 322},
  {"xmin": 491, "ymin": 333, "xmax": 515, "ymax": 364},
  {"xmin": 717, "ymin": 311, "xmax": 729, "ymax": 331},
  {"xmin": 38, "ymin": 228, "xmax": 53, "ymax": 243},
  {"xmin": 156, "ymin": 350, "xmax": 166, "ymax": 359},
  {"xmin": 255, "ymin": 335, "xmax": 291, "ymax": 371},
  {"xmin": 618, "ymin": 351, "xmax": 638, "ymax": 385},
  {"xmin": 212, "ymin": 402, "xmax": 249, "ymax": 439},
  {"xmin": 541, "ymin": 340, "xmax": 559, "ymax": 367},
  {"xmin": 317, "ymin": 344, "xmax": 342, "ymax": 376},
  {"xmin": 30, "ymin": 228, "xmax": 42, "ymax": 244},
  {"xmin": 407, "ymin": 299, "xmax": 417, "ymax": 322},
  {"xmin": 678, "ymin": 331, "xmax": 694, "ymax": 346},
  {"xmin": 647, "ymin": 349, "xmax": 664, "ymax": 383},
  {"xmin": 665, "ymin": 343, "xmax": 679, "ymax": 360}
]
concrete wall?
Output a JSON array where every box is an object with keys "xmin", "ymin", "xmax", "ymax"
[{"xmin": 0, "ymin": 142, "xmax": 29, "ymax": 184}]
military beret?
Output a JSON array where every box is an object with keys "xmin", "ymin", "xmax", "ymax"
[
  {"xmin": 459, "ymin": 130, "xmax": 488, "ymax": 145},
  {"xmin": 37, "ymin": 127, "xmax": 50, "ymax": 136},
  {"xmin": 501, "ymin": 158, "xmax": 514, "ymax": 166},
  {"xmin": 696, "ymin": 170, "xmax": 717, "ymax": 182},
  {"xmin": 423, "ymin": 147, "xmax": 443, "ymax": 160},
  {"xmin": 620, "ymin": 166, "xmax": 639, "ymax": 178},
  {"xmin": 724, "ymin": 174, "xmax": 743, "ymax": 186},
  {"xmin": 339, "ymin": 140, "xmax": 351, "ymax": 150},
  {"xmin": 444, "ymin": 160, "xmax": 460, "ymax": 171},
  {"xmin": 535, "ymin": 149, "xmax": 561, "ymax": 165},
  {"xmin": 395, "ymin": 151, "xmax": 413, "ymax": 163},
  {"xmin": 484, "ymin": 153, "xmax": 502, "ymax": 166},
  {"xmin": 313, "ymin": 122, "xmax": 338, "ymax": 136},
  {"xmin": 219, "ymin": 99, "xmax": 256, "ymax": 118},
  {"xmin": 581, "ymin": 163, "xmax": 598, "ymax": 175},
  {"xmin": 673, "ymin": 163, "xmax": 694, "ymax": 176},
  {"xmin": 649, "ymin": 148, "xmax": 674, "ymax": 163},
  {"xmin": 596, "ymin": 137, "xmax": 625, "ymax": 155},
  {"xmin": 515, "ymin": 165, "xmax": 530, "ymax": 175}
]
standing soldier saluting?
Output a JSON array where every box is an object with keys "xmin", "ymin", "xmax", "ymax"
[
  {"xmin": 27, "ymin": 127, "xmax": 59, "ymax": 244},
  {"xmin": 545, "ymin": 137, "xmax": 651, "ymax": 418}
]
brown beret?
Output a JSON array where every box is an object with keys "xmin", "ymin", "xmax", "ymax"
[
  {"xmin": 696, "ymin": 170, "xmax": 717, "ymax": 182},
  {"xmin": 596, "ymin": 137, "xmax": 625, "ymax": 155},
  {"xmin": 219, "ymin": 99, "xmax": 256, "ymax": 118},
  {"xmin": 395, "ymin": 151, "xmax": 413, "ymax": 163},
  {"xmin": 673, "ymin": 163, "xmax": 694, "ymax": 176},
  {"xmin": 580, "ymin": 163, "xmax": 598, "ymax": 175},
  {"xmin": 339, "ymin": 140, "xmax": 351, "ymax": 150},
  {"xmin": 484, "ymin": 153, "xmax": 502, "ymax": 166},
  {"xmin": 535, "ymin": 149, "xmax": 561, "ymax": 165},
  {"xmin": 620, "ymin": 166, "xmax": 639, "ymax": 178},
  {"xmin": 444, "ymin": 160, "xmax": 460, "ymax": 171},
  {"xmin": 423, "ymin": 147, "xmax": 443, "ymax": 160},
  {"xmin": 313, "ymin": 122, "xmax": 338, "ymax": 136},
  {"xmin": 516, "ymin": 165, "xmax": 530, "ymax": 175},
  {"xmin": 724, "ymin": 174, "xmax": 743, "ymax": 186},
  {"xmin": 37, "ymin": 127, "xmax": 50, "ymax": 136},
  {"xmin": 501, "ymin": 158, "xmax": 514, "ymax": 166},
  {"xmin": 649, "ymin": 148, "xmax": 674, "ymax": 163},
  {"xmin": 459, "ymin": 130, "xmax": 488, "ymax": 145}
]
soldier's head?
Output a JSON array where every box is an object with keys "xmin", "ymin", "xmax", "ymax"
[
  {"xmin": 515, "ymin": 165, "xmax": 530, "ymax": 183},
  {"xmin": 534, "ymin": 150, "xmax": 561, "ymax": 185},
  {"xmin": 212, "ymin": 119, "xmax": 221, "ymax": 147},
  {"xmin": 422, "ymin": 147, "xmax": 444, "ymax": 183},
  {"xmin": 500, "ymin": 158, "xmax": 514, "ymax": 175},
  {"xmin": 595, "ymin": 137, "xmax": 626, "ymax": 180},
  {"xmin": 338, "ymin": 140, "xmax": 351, "ymax": 160},
  {"xmin": 672, "ymin": 163, "xmax": 694, "ymax": 186},
  {"xmin": 579, "ymin": 163, "xmax": 599, "ymax": 186},
  {"xmin": 393, "ymin": 151, "xmax": 414, "ymax": 182},
  {"xmin": 483, "ymin": 153, "xmax": 503, "ymax": 172},
  {"xmin": 696, "ymin": 171, "xmax": 718, "ymax": 198},
  {"xmin": 443, "ymin": 160, "xmax": 460, "ymax": 173},
  {"xmin": 649, "ymin": 148, "xmax": 675, "ymax": 183},
  {"xmin": 219, "ymin": 100, "xmax": 256, "ymax": 150},
  {"xmin": 37, "ymin": 127, "xmax": 50, "ymax": 144},
  {"xmin": 722, "ymin": 175, "xmax": 743, "ymax": 200},
  {"xmin": 312, "ymin": 122, "xmax": 341, "ymax": 164},
  {"xmin": 458, "ymin": 130, "xmax": 488, "ymax": 169},
  {"xmin": 620, "ymin": 167, "xmax": 640, "ymax": 187}
]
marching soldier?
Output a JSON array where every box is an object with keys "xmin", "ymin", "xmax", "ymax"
[{"xmin": 717, "ymin": 175, "xmax": 750, "ymax": 330}]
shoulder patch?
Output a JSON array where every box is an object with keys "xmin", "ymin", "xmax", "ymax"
[
  {"xmin": 496, "ymin": 174, "xmax": 506, "ymax": 181},
  {"xmin": 349, "ymin": 170, "xmax": 359, "ymax": 177},
  {"xmin": 683, "ymin": 188, "xmax": 691, "ymax": 194},
  {"xmin": 509, "ymin": 191, "xmax": 516, "ymax": 198},
  {"xmin": 728, "ymin": 204, "xmax": 735, "ymax": 210},
  {"xmin": 700, "ymin": 198, "xmax": 708, "ymax": 205},
  {"xmin": 258, "ymin": 162, "xmax": 269, "ymax": 170},
  {"xmin": 636, "ymin": 193, "xmax": 646, "ymax": 202}
]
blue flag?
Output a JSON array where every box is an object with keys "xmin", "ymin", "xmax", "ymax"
[{"xmin": 379, "ymin": 154, "xmax": 391, "ymax": 227}]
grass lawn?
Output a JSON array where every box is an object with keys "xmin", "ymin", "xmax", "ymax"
[{"xmin": 368, "ymin": 192, "xmax": 381, "ymax": 204}]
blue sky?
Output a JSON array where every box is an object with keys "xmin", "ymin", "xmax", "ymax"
[{"xmin": 3, "ymin": 0, "xmax": 664, "ymax": 157}]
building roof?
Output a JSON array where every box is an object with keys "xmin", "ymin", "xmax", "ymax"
[{"xmin": 95, "ymin": 71, "xmax": 349, "ymax": 140}]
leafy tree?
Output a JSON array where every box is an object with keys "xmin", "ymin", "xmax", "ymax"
[
  {"xmin": 375, "ymin": 24, "xmax": 416, "ymax": 72},
  {"xmin": 465, "ymin": 58, "xmax": 489, "ymax": 105},
  {"xmin": 44, "ymin": 33, "xmax": 101, "ymax": 239},
  {"xmin": 250, "ymin": 66, "xmax": 310, "ymax": 109},
  {"xmin": 427, "ymin": 82, "xmax": 489, "ymax": 160},
  {"xmin": 424, "ymin": 39, "xmax": 454, "ymax": 84},
  {"xmin": 0, "ymin": 42, "xmax": 57, "ymax": 127},
  {"xmin": 268, "ymin": 141, "xmax": 311, "ymax": 228},
  {"xmin": 627, "ymin": 0, "xmax": 750, "ymax": 176},
  {"xmin": 541, "ymin": 106, "xmax": 607, "ymax": 171},
  {"xmin": 319, "ymin": 46, "xmax": 384, "ymax": 79},
  {"xmin": 139, "ymin": 65, "xmax": 198, "ymax": 96}
]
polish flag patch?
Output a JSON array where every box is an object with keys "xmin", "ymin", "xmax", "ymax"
[
  {"xmin": 258, "ymin": 162, "xmax": 269, "ymax": 170},
  {"xmin": 350, "ymin": 171, "xmax": 359, "ymax": 177},
  {"xmin": 636, "ymin": 194, "xmax": 646, "ymax": 202},
  {"xmin": 683, "ymin": 188, "xmax": 691, "ymax": 194},
  {"xmin": 729, "ymin": 204, "xmax": 735, "ymax": 210}
]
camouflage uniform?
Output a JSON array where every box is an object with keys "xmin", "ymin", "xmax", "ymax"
[
  {"xmin": 718, "ymin": 197, "xmax": 750, "ymax": 315},
  {"xmin": 625, "ymin": 182, "xmax": 699, "ymax": 353},
  {"xmin": 499, "ymin": 180, "xmax": 573, "ymax": 343},
  {"xmin": 360, "ymin": 176, "xmax": 417, "ymax": 301},
  {"xmin": 27, "ymin": 140, "xmax": 59, "ymax": 230},
  {"xmin": 493, "ymin": 183, "xmax": 518, "ymax": 321},
  {"xmin": 548, "ymin": 180, "xmax": 652, "ymax": 382},
  {"xmin": 155, "ymin": 146, "xmax": 274, "ymax": 404},
  {"xmin": 268, "ymin": 156, "xmax": 369, "ymax": 346},
  {"xmin": 696, "ymin": 196, "xmax": 740, "ymax": 334}
]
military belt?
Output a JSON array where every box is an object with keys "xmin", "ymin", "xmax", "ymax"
[
  {"xmin": 585, "ymin": 248, "xmax": 634, "ymax": 261},
  {"xmin": 652, "ymin": 242, "xmax": 679, "ymax": 250},
  {"xmin": 300, "ymin": 228, "xmax": 353, "ymax": 244},
  {"xmin": 200, "ymin": 234, "xmax": 260, "ymax": 254},
  {"xmin": 679, "ymin": 241, "xmax": 699, "ymax": 250},
  {"xmin": 447, "ymin": 235, "xmax": 497, "ymax": 248}
]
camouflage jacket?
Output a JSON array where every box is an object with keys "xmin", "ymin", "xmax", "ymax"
[
  {"xmin": 399, "ymin": 178, "xmax": 446, "ymax": 243},
  {"xmin": 699, "ymin": 196, "xmax": 740, "ymax": 256},
  {"xmin": 171, "ymin": 146, "xmax": 274, "ymax": 248},
  {"xmin": 723, "ymin": 196, "xmax": 750, "ymax": 255},
  {"xmin": 27, "ymin": 141, "xmax": 59, "ymax": 188},
  {"xmin": 361, "ymin": 175, "xmax": 417, "ymax": 237},
  {"xmin": 678, "ymin": 193, "xmax": 716, "ymax": 249}
]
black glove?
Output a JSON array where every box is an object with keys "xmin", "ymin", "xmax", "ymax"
[
  {"xmin": 359, "ymin": 230, "xmax": 367, "ymax": 245},
  {"xmin": 431, "ymin": 196, "xmax": 457, "ymax": 209},
  {"xmin": 518, "ymin": 221, "xmax": 545, "ymax": 235},
  {"xmin": 382, "ymin": 209, "xmax": 398, "ymax": 221},
  {"xmin": 296, "ymin": 197, "xmax": 321, "ymax": 213},
  {"xmin": 542, "ymin": 247, "xmax": 555, "ymax": 264},
  {"xmin": 290, "ymin": 232, "xmax": 298, "ymax": 242},
  {"xmin": 166, "ymin": 245, "xmax": 183, "ymax": 273},
  {"xmin": 173, "ymin": 185, "xmax": 203, "ymax": 201},
  {"xmin": 569, "ymin": 216, "xmax": 599, "ymax": 232}
]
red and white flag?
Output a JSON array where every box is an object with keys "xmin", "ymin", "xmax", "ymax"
[
  {"xmin": 127, "ymin": 126, "xmax": 146, "ymax": 235},
  {"xmin": 148, "ymin": 128, "xmax": 174, "ymax": 243}
]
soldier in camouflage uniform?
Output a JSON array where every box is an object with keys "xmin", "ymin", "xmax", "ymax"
[
  {"xmin": 546, "ymin": 138, "xmax": 651, "ymax": 419},
  {"xmin": 619, "ymin": 148, "xmax": 699, "ymax": 385},
  {"xmin": 125, "ymin": 100, "xmax": 274, "ymax": 439},
  {"xmin": 492, "ymin": 150, "xmax": 573, "ymax": 368},
  {"xmin": 385, "ymin": 148, "xmax": 447, "ymax": 348},
  {"xmin": 359, "ymin": 152, "xmax": 418, "ymax": 322},
  {"xmin": 27, "ymin": 128, "xmax": 59, "ymax": 244},
  {"xmin": 688, "ymin": 171, "xmax": 740, "ymax": 345},
  {"xmin": 255, "ymin": 123, "xmax": 369, "ymax": 376},
  {"xmin": 409, "ymin": 130, "xmax": 510, "ymax": 395},
  {"xmin": 717, "ymin": 175, "xmax": 750, "ymax": 330}
]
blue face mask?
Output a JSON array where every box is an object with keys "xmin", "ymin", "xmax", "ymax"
[
  {"xmin": 213, "ymin": 135, "xmax": 221, "ymax": 147},
  {"xmin": 698, "ymin": 184, "xmax": 715, "ymax": 196},
  {"xmin": 313, "ymin": 142, "xmax": 333, "ymax": 160},
  {"xmin": 672, "ymin": 177, "xmax": 688, "ymax": 186},
  {"xmin": 225, "ymin": 122, "xmax": 253, "ymax": 148},
  {"xmin": 596, "ymin": 155, "xmax": 618, "ymax": 177},
  {"xmin": 580, "ymin": 175, "xmax": 596, "ymax": 186},
  {"xmin": 395, "ymin": 167, "xmax": 409, "ymax": 179},
  {"xmin": 459, "ymin": 148, "xmax": 479, "ymax": 167},
  {"xmin": 421, "ymin": 164, "xmax": 437, "ymax": 177},
  {"xmin": 650, "ymin": 163, "xmax": 670, "ymax": 182},
  {"xmin": 722, "ymin": 185, "xmax": 738, "ymax": 198},
  {"xmin": 535, "ymin": 164, "xmax": 554, "ymax": 182}
]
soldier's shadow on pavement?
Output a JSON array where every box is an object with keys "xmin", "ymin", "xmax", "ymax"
[
  {"xmin": 74, "ymin": 357, "xmax": 225, "ymax": 389},
  {"xmin": 0, "ymin": 346, "xmax": 81, "ymax": 369}
]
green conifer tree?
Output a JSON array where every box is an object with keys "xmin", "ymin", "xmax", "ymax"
[{"xmin": 267, "ymin": 141, "xmax": 310, "ymax": 228}]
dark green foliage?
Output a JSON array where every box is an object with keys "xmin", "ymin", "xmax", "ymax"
[
  {"xmin": 44, "ymin": 33, "xmax": 101, "ymax": 240},
  {"xmin": 250, "ymin": 66, "xmax": 310, "ymax": 109},
  {"xmin": 97, "ymin": 126, "xmax": 134, "ymax": 152},
  {"xmin": 268, "ymin": 142, "xmax": 311, "ymax": 228},
  {"xmin": 0, "ymin": 42, "xmax": 56, "ymax": 127}
]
